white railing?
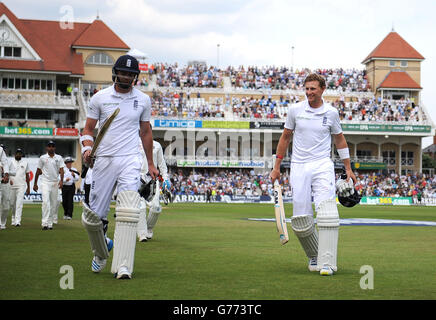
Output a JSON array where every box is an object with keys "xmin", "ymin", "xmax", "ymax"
[
  {"xmin": 144, "ymin": 85, "xmax": 374, "ymax": 99},
  {"xmin": 333, "ymin": 156, "xmax": 384, "ymax": 163},
  {"xmin": 0, "ymin": 92, "xmax": 76, "ymax": 106}
]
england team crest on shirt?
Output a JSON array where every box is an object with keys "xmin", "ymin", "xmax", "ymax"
[
  {"xmin": 322, "ymin": 116, "xmax": 328, "ymax": 126},
  {"xmin": 133, "ymin": 100, "xmax": 138, "ymax": 110}
]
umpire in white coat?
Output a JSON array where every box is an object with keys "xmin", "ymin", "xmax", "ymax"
[
  {"xmin": 62, "ymin": 157, "xmax": 79, "ymax": 220},
  {"xmin": 33, "ymin": 141, "xmax": 65, "ymax": 230},
  {"xmin": 270, "ymin": 73, "xmax": 356, "ymax": 276}
]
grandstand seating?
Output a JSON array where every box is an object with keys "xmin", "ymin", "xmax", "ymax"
[
  {"xmin": 169, "ymin": 168, "xmax": 436, "ymax": 199},
  {"xmin": 138, "ymin": 63, "xmax": 432, "ymax": 125}
]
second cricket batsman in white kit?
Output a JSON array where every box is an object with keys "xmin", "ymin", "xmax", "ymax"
[
  {"xmin": 81, "ymin": 54, "xmax": 158, "ymax": 279},
  {"xmin": 137, "ymin": 139, "xmax": 171, "ymax": 242},
  {"xmin": 270, "ymin": 73, "xmax": 356, "ymax": 276}
]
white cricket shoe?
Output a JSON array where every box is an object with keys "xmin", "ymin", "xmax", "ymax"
[
  {"xmin": 308, "ymin": 257, "xmax": 318, "ymax": 272},
  {"xmin": 116, "ymin": 266, "xmax": 131, "ymax": 279},
  {"xmin": 320, "ymin": 265, "xmax": 335, "ymax": 276},
  {"xmin": 139, "ymin": 235, "xmax": 148, "ymax": 242},
  {"xmin": 91, "ymin": 256, "xmax": 107, "ymax": 273},
  {"xmin": 146, "ymin": 229, "xmax": 153, "ymax": 240}
]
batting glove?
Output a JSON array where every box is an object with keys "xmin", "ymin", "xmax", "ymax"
[{"xmin": 336, "ymin": 178, "xmax": 354, "ymax": 197}]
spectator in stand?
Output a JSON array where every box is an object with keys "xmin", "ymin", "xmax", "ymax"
[{"xmin": 167, "ymin": 168, "xmax": 435, "ymax": 201}]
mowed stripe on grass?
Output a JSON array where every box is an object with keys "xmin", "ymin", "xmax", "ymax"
[{"xmin": 0, "ymin": 203, "xmax": 435, "ymax": 299}]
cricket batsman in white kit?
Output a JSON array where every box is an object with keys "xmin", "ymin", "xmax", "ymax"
[
  {"xmin": 81, "ymin": 54, "xmax": 158, "ymax": 279},
  {"xmin": 270, "ymin": 73, "xmax": 356, "ymax": 276},
  {"xmin": 137, "ymin": 139, "xmax": 171, "ymax": 242}
]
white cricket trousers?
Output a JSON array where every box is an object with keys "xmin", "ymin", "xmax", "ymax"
[
  {"xmin": 10, "ymin": 185, "xmax": 26, "ymax": 225},
  {"xmin": 41, "ymin": 180, "xmax": 59, "ymax": 227},
  {"xmin": 290, "ymin": 157, "xmax": 336, "ymax": 217},
  {"xmin": 90, "ymin": 155, "xmax": 142, "ymax": 220},
  {"xmin": 0, "ymin": 183, "xmax": 11, "ymax": 227}
]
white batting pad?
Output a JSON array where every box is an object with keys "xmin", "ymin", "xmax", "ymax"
[
  {"xmin": 146, "ymin": 179, "xmax": 161, "ymax": 230},
  {"xmin": 111, "ymin": 191, "xmax": 141, "ymax": 275},
  {"xmin": 291, "ymin": 215, "xmax": 318, "ymax": 259},
  {"xmin": 316, "ymin": 199, "xmax": 340, "ymax": 272},
  {"xmin": 81, "ymin": 202, "xmax": 109, "ymax": 259},
  {"xmin": 137, "ymin": 198, "xmax": 148, "ymax": 239}
]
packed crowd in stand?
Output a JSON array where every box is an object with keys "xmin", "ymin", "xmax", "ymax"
[
  {"xmin": 149, "ymin": 87, "xmax": 425, "ymax": 124},
  {"xmin": 227, "ymin": 66, "xmax": 370, "ymax": 92},
  {"xmin": 353, "ymin": 172, "xmax": 436, "ymax": 198},
  {"xmin": 152, "ymin": 63, "xmax": 224, "ymax": 88},
  {"xmin": 149, "ymin": 63, "xmax": 371, "ymax": 92},
  {"xmin": 332, "ymin": 96, "xmax": 422, "ymax": 123},
  {"xmin": 169, "ymin": 169, "xmax": 436, "ymax": 200},
  {"xmin": 150, "ymin": 89, "xmax": 226, "ymax": 118},
  {"xmin": 170, "ymin": 169, "xmax": 292, "ymax": 198}
]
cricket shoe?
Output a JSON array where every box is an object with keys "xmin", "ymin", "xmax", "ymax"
[
  {"xmin": 308, "ymin": 257, "xmax": 318, "ymax": 272},
  {"xmin": 320, "ymin": 265, "xmax": 335, "ymax": 276},
  {"xmin": 91, "ymin": 256, "xmax": 107, "ymax": 273},
  {"xmin": 139, "ymin": 235, "xmax": 148, "ymax": 242},
  {"xmin": 115, "ymin": 266, "xmax": 132, "ymax": 280},
  {"xmin": 106, "ymin": 237, "xmax": 113, "ymax": 252},
  {"xmin": 146, "ymin": 229, "xmax": 153, "ymax": 240}
]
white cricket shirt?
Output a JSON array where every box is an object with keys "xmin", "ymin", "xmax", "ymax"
[
  {"xmin": 140, "ymin": 140, "xmax": 168, "ymax": 180},
  {"xmin": 0, "ymin": 147, "xmax": 8, "ymax": 174},
  {"xmin": 87, "ymin": 85, "xmax": 152, "ymax": 157},
  {"xmin": 63, "ymin": 167, "xmax": 79, "ymax": 186},
  {"xmin": 37, "ymin": 154, "xmax": 65, "ymax": 183},
  {"xmin": 9, "ymin": 159, "xmax": 30, "ymax": 187},
  {"xmin": 284, "ymin": 99, "xmax": 342, "ymax": 163}
]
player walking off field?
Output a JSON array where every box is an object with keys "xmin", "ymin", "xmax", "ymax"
[
  {"xmin": 81, "ymin": 54, "xmax": 158, "ymax": 279},
  {"xmin": 137, "ymin": 139, "xmax": 171, "ymax": 242},
  {"xmin": 9, "ymin": 148, "xmax": 31, "ymax": 227},
  {"xmin": 0, "ymin": 144, "xmax": 10, "ymax": 230},
  {"xmin": 270, "ymin": 73, "xmax": 356, "ymax": 276},
  {"xmin": 33, "ymin": 141, "xmax": 65, "ymax": 230}
]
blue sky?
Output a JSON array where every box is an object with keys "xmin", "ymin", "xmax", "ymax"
[{"xmin": 5, "ymin": 0, "xmax": 436, "ymax": 146}]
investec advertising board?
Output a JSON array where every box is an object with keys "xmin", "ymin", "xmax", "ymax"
[{"xmin": 341, "ymin": 124, "xmax": 431, "ymax": 133}]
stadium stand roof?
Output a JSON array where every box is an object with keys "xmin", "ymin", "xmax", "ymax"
[
  {"xmin": 378, "ymin": 71, "xmax": 422, "ymax": 89},
  {"xmin": 71, "ymin": 18, "xmax": 129, "ymax": 50},
  {"xmin": 423, "ymin": 144, "xmax": 436, "ymax": 154},
  {"xmin": 0, "ymin": 2, "xmax": 129, "ymax": 75},
  {"xmin": 362, "ymin": 31, "xmax": 424, "ymax": 64}
]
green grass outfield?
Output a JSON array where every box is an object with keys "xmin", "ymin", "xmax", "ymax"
[{"xmin": 0, "ymin": 203, "xmax": 435, "ymax": 300}]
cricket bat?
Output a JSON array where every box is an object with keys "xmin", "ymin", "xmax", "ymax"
[
  {"xmin": 89, "ymin": 107, "xmax": 120, "ymax": 168},
  {"xmin": 274, "ymin": 180, "xmax": 289, "ymax": 245}
]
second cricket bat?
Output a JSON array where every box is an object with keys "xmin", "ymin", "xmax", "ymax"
[{"xmin": 274, "ymin": 180, "xmax": 289, "ymax": 245}]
